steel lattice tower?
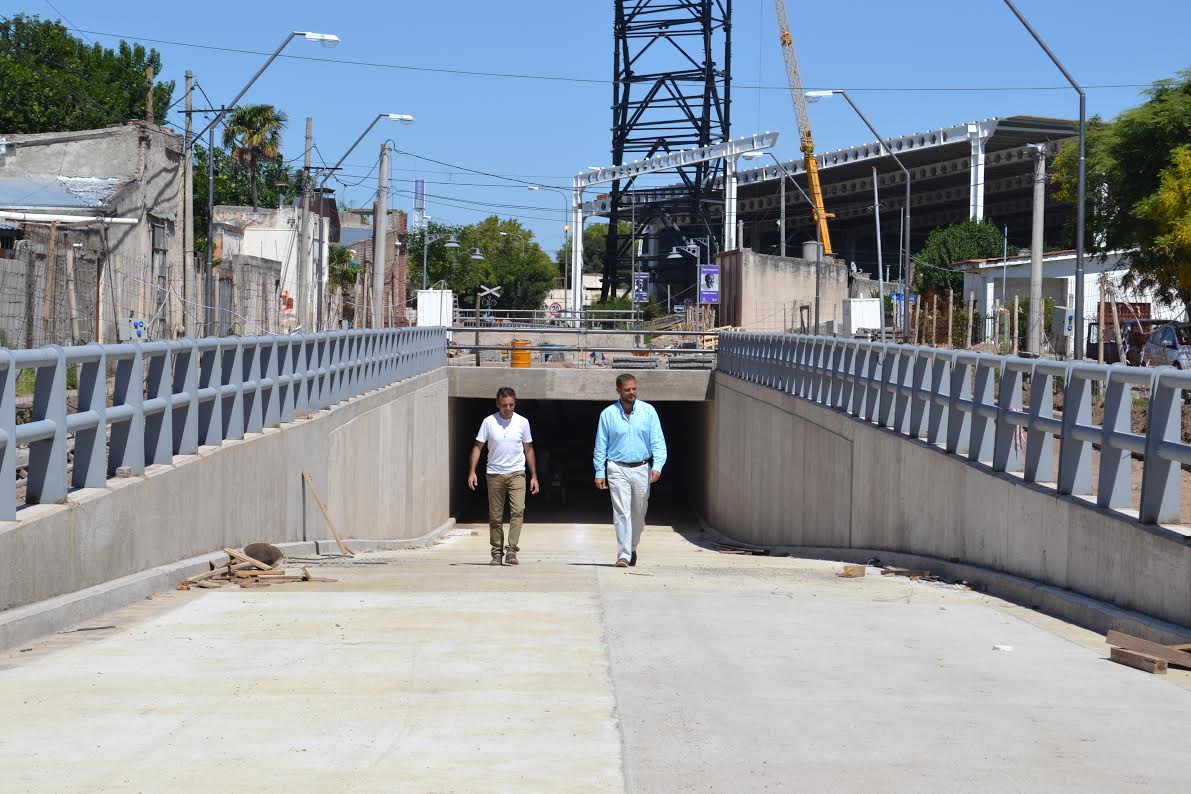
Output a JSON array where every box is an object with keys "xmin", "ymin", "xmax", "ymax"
[{"xmin": 604, "ymin": 0, "xmax": 731, "ymax": 302}]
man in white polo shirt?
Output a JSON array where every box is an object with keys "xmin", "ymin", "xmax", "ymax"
[{"xmin": 468, "ymin": 387, "xmax": 539, "ymax": 566}]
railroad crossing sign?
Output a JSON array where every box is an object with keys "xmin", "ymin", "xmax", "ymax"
[{"xmin": 478, "ymin": 284, "xmax": 502, "ymax": 299}]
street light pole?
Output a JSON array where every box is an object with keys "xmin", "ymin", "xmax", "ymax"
[
  {"xmin": 807, "ymin": 89, "xmax": 912, "ymax": 336},
  {"xmin": 194, "ymin": 30, "xmax": 339, "ymax": 333},
  {"xmin": 1002, "ymin": 0, "xmax": 1087, "ymax": 358},
  {"xmin": 528, "ymin": 184, "xmax": 571, "ymax": 315}
]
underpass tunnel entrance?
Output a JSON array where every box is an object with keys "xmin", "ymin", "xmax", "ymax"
[{"xmin": 449, "ymin": 397, "xmax": 711, "ymax": 526}]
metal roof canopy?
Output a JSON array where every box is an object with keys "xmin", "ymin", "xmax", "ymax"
[{"xmin": 0, "ymin": 175, "xmax": 122, "ymax": 211}]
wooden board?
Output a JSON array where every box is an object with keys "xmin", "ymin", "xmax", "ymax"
[
  {"xmin": 234, "ymin": 569, "xmax": 288, "ymax": 578},
  {"xmin": 1107, "ymin": 630, "xmax": 1191, "ymax": 669},
  {"xmin": 1170, "ymin": 643, "xmax": 1191, "ymax": 652},
  {"xmin": 302, "ymin": 470, "xmax": 354, "ymax": 556},
  {"xmin": 1110, "ymin": 647, "xmax": 1167, "ymax": 675},
  {"xmin": 881, "ymin": 569, "xmax": 931, "ymax": 579},
  {"xmin": 836, "ymin": 564, "xmax": 866, "ymax": 578},
  {"xmin": 222, "ymin": 548, "xmax": 273, "ymax": 571},
  {"xmin": 186, "ymin": 561, "xmax": 252, "ymax": 583}
]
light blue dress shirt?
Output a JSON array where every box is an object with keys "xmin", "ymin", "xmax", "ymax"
[{"xmin": 593, "ymin": 399, "xmax": 668, "ymax": 476}]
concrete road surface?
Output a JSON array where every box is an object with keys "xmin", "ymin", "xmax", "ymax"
[{"xmin": 1, "ymin": 523, "xmax": 1190, "ymax": 793}]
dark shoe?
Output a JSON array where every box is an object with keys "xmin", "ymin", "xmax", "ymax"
[
  {"xmin": 629, "ymin": 551, "xmax": 637, "ymax": 567},
  {"xmin": 615, "ymin": 558, "xmax": 630, "ymax": 568},
  {"xmin": 504, "ymin": 551, "xmax": 519, "ymax": 566},
  {"xmin": 490, "ymin": 551, "xmax": 503, "ymax": 566}
]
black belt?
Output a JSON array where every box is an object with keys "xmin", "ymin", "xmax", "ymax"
[{"xmin": 613, "ymin": 460, "xmax": 650, "ymax": 467}]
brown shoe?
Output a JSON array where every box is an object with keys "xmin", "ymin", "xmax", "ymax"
[
  {"xmin": 490, "ymin": 550, "xmax": 503, "ymax": 566},
  {"xmin": 504, "ymin": 551, "xmax": 519, "ymax": 566},
  {"xmin": 615, "ymin": 558, "xmax": 630, "ymax": 568},
  {"xmin": 629, "ymin": 551, "xmax": 638, "ymax": 567}
]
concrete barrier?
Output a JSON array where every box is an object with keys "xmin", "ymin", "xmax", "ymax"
[
  {"xmin": 0, "ymin": 369, "xmax": 450, "ymax": 647},
  {"xmin": 703, "ymin": 373, "xmax": 1191, "ymax": 633}
]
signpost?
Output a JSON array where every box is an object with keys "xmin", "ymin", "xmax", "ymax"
[{"xmin": 475, "ymin": 284, "xmax": 501, "ymax": 366}]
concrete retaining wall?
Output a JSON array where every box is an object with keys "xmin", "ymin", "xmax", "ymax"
[
  {"xmin": 704, "ymin": 373, "xmax": 1191, "ymax": 630},
  {"xmin": 0, "ymin": 369, "xmax": 449, "ymax": 616}
]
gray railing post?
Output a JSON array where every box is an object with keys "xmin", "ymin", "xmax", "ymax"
[
  {"xmin": 926, "ymin": 352, "xmax": 951, "ymax": 446},
  {"xmin": 172, "ymin": 339, "xmax": 199, "ymax": 456},
  {"xmin": 863, "ymin": 345, "xmax": 882, "ymax": 424},
  {"xmin": 908, "ymin": 349, "xmax": 931, "ymax": 440},
  {"xmin": 222, "ymin": 340, "xmax": 245, "ymax": 440},
  {"xmin": 1140, "ymin": 370, "xmax": 1182, "ymax": 523},
  {"xmin": 1097, "ymin": 367, "xmax": 1134, "ymax": 509},
  {"xmin": 109, "ymin": 345, "xmax": 145, "ymax": 476},
  {"xmin": 968, "ymin": 358, "xmax": 997, "ymax": 465},
  {"xmin": 0, "ymin": 351, "xmax": 16, "ymax": 520},
  {"xmin": 261, "ymin": 336, "xmax": 280, "ymax": 428},
  {"xmin": 892, "ymin": 347, "xmax": 914, "ymax": 435},
  {"xmin": 945, "ymin": 358, "xmax": 972, "ymax": 456},
  {"xmin": 243, "ymin": 338, "xmax": 264, "ymax": 435},
  {"xmin": 143, "ymin": 343, "xmax": 174, "ymax": 467},
  {"xmin": 992, "ymin": 360, "xmax": 1024, "ymax": 473},
  {"xmin": 1057, "ymin": 368, "xmax": 1093, "ymax": 496},
  {"xmin": 1024, "ymin": 367, "xmax": 1055, "ymax": 483},
  {"xmin": 278, "ymin": 337, "xmax": 296, "ymax": 423},
  {"xmin": 71, "ymin": 346, "xmax": 108, "ymax": 489},
  {"xmin": 198, "ymin": 339, "xmax": 224, "ymax": 447},
  {"xmin": 25, "ymin": 348, "xmax": 69, "ymax": 503},
  {"xmin": 877, "ymin": 345, "xmax": 898, "ymax": 428}
]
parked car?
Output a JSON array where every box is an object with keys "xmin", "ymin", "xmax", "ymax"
[
  {"xmin": 1086, "ymin": 318, "xmax": 1165, "ymax": 363},
  {"xmin": 1142, "ymin": 322, "xmax": 1191, "ymax": 368}
]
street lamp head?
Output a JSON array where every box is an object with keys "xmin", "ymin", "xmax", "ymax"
[
  {"xmin": 741, "ymin": 151, "xmax": 763, "ymax": 160},
  {"xmin": 385, "ymin": 113, "xmax": 415, "ymax": 125},
  {"xmin": 805, "ymin": 89, "xmax": 835, "ymax": 101},
  {"xmin": 444, "ymin": 236, "xmax": 460, "ymax": 249},
  {"xmin": 300, "ymin": 31, "xmax": 340, "ymax": 48},
  {"xmin": 469, "ymin": 248, "xmax": 485, "ymax": 261},
  {"xmin": 667, "ymin": 247, "xmax": 685, "ymax": 260},
  {"xmin": 527, "ymin": 185, "xmax": 541, "ymax": 191}
]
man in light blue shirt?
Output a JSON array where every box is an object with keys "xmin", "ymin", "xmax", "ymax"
[{"xmin": 594, "ymin": 373, "xmax": 668, "ymax": 567}]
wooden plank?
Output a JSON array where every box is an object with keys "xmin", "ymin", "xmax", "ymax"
[
  {"xmin": 1170, "ymin": 643, "xmax": 1191, "ymax": 652},
  {"xmin": 1110, "ymin": 647, "xmax": 1167, "ymax": 675},
  {"xmin": 264, "ymin": 575, "xmax": 340, "ymax": 583},
  {"xmin": 234, "ymin": 569, "xmax": 287, "ymax": 577},
  {"xmin": 1106, "ymin": 630, "xmax": 1191, "ymax": 669},
  {"xmin": 302, "ymin": 470, "xmax": 354, "ymax": 556},
  {"xmin": 836, "ymin": 564, "xmax": 866, "ymax": 578},
  {"xmin": 223, "ymin": 547, "xmax": 273, "ymax": 571},
  {"xmin": 881, "ymin": 569, "xmax": 931, "ymax": 579},
  {"xmin": 186, "ymin": 561, "xmax": 251, "ymax": 583}
]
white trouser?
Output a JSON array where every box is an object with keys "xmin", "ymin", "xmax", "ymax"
[{"xmin": 607, "ymin": 460, "xmax": 650, "ymax": 561}]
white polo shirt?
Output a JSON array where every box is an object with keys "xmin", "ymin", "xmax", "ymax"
[{"xmin": 476, "ymin": 412, "xmax": 533, "ymax": 475}]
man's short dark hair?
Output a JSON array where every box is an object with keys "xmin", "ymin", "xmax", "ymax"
[
  {"xmin": 615, "ymin": 373, "xmax": 637, "ymax": 389},
  {"xmin": 496, "ymin": 386, "xmax": 517, "ymax": 400}
]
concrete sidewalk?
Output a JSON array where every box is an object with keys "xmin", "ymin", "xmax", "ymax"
[{"xmin": 1, "ymin": 523, "xmax": 1189, "ymax": 792}]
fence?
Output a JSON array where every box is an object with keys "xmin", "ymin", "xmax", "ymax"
[
  {"xmin": 0, "ymin": 327, "xmax": 447, "ymax": 520},
  {"xmin": 717, "ymin": 332, "xmax": 1191, "ymax": 526}
]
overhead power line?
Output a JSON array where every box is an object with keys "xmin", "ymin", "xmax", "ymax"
[{"xmin": 73, "ymin": 27, "xmax": 1152, "ymax": 94}]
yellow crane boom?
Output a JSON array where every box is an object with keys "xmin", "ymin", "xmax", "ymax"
[{"xmin": 773, "ymin": 0, "xmax": 833, "ymax": 254}]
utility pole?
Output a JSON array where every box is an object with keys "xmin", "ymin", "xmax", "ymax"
[
  {"xmin": 183, "ymin": 70, "xmax": 194, "ymax": 337},
  {"xmin": 779, "ymin": 176, "xmax": 786, "ymax": 257},
  {"xmin": 872, "ymin": 167, "xmax": 885, "ymax": 340},
  {"xmin": 145, "ymin": 67, "xmax": 155, "ymax": 125},
  {"xmin": 1028, "ymin": 144, "xmax": 1046, "ymax": 355},
  {"xmin": 372, "ymin": 142, "xmax": 389, "ymax": 329},
  {"xmin": 298, "ymin": 116, "xmax": 313, "ymax": 330}
]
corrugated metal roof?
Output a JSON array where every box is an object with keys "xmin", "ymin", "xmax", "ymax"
[{"xmin": 0, "ymin": 175, "xmax": 122, "ymax": 210}]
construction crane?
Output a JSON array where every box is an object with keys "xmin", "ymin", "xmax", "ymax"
[{"xmin": 773, "ymin": 0, "xmax": 833, "ymax": 254}]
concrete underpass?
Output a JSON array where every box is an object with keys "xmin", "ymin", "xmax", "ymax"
[{"xmin": 3, "ymin": 365, "xmax": 1191, "ymax": 791}]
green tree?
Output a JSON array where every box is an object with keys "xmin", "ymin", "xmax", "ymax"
[
  {"xmin": 222, "ymin": 104, "xmax": 288, "ymax": 210},
  {"xmin": 915, "ymin": 219, "xmax": 1007, "ymax": 293},
  {"xmin": 1053, "ymin": 70, "xmax": 1191, "ymax": 309},
  {"xmin": 192, "ymin": 143, "xmax": 301, "ymax": 259},
  {"xmin": 0, "ymin": 14, "xmax": 173, "ymax": 133}
]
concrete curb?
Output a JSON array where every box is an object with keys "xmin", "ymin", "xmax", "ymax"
[
  {"xmin": 695, "ymin": 518, "xmax": 1191, "ymax": 647},
  {"xmin": 0, "ymin": 518, "xmax": 457, "ymax": 655}
]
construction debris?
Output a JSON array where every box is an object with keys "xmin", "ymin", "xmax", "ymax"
[
  {"xmin": 177, "ymin": 545, "xmax": 336, "ymax": 591},
  {"xmin": 836, "ymin": 564, "xmax": 866, "ymax": 578},
  {"xmin": 1106, "ymin": 630, "xmax": 1191, "ymax": 672},
  {"xmin": 881, "ymin": 569, "xmax": 934, "ymax": 580},
  {"xmin": 713, "ymin": 544, "xmax": 768, "ymax": 556}
]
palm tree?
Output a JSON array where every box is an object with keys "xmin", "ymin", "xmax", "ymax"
[{"xmin": 222, "ymin": 104, "xmax": 288, "ymax": 210}]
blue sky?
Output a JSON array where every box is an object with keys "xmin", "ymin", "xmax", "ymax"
[{"xmin": 6, "ymin": 0, "xmax": 1188, "ymax": 251}]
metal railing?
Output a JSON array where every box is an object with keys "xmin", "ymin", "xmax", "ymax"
[
  {"xmin": 446, "ymin": 327, "xmax": 718, "ymax": 368},
  {"xmin": 454, "ymin": 307, "xmax": 644, "ymax": 329},
  {"xmin": 0, "ymin": 328, "xmax": 447, "ymax": 520},
  {"xmin": 717, "ymin": 332, "xmax": 1191, "ymax": 525}
]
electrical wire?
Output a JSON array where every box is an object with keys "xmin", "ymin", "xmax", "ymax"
[{"xmin": 71, "ymin": 26, "xmax": 1153, "ymax": 94}]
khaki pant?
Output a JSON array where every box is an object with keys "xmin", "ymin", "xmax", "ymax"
[{"xmin": 487, "ymin": 471, "xmax": 526, "ymax": 553}]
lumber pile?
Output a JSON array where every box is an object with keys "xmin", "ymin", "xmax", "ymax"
[
  {"xmin": 177, "ymin": 547, "xmax": 337, "ymax": 590},
  {"xmin": 1105, "ymin": 630, "xmax": 1191, "ymax": 676}
]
